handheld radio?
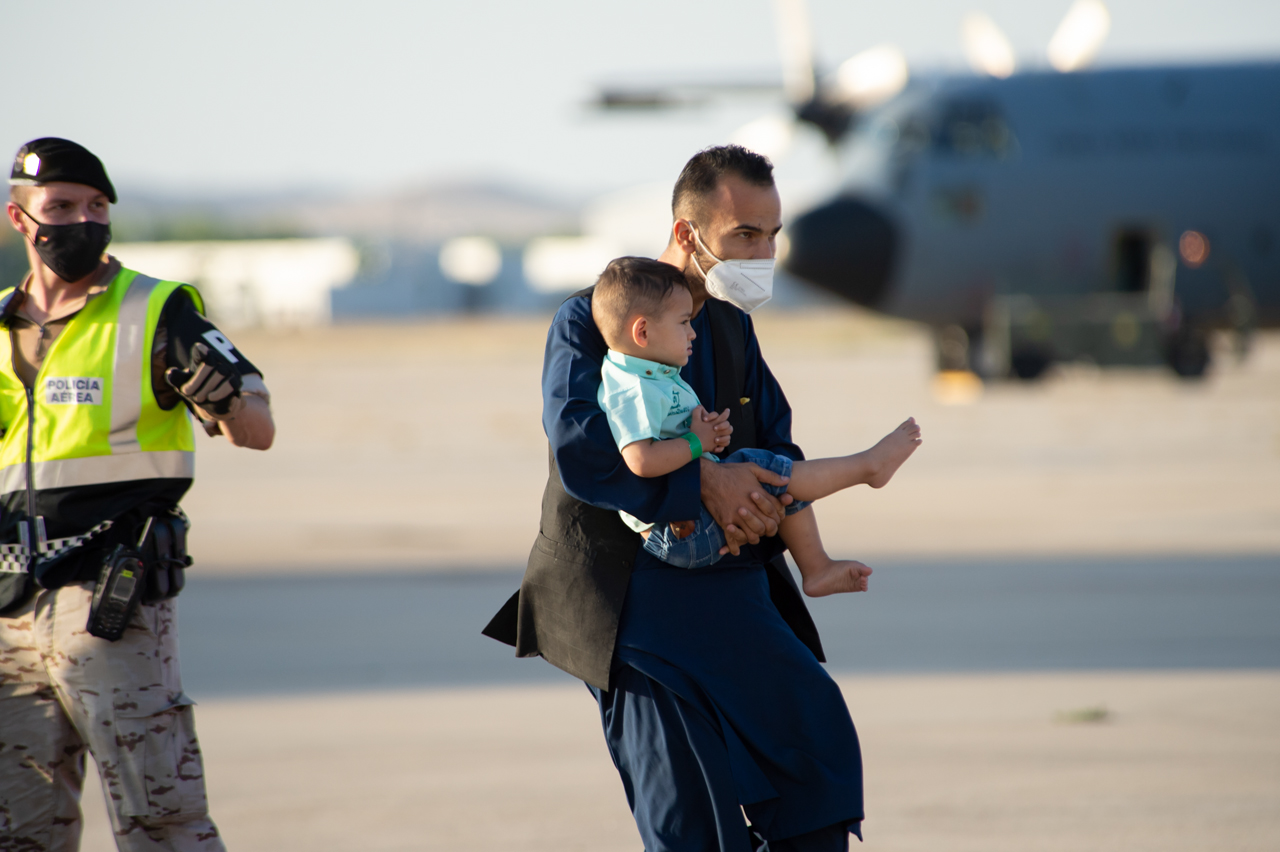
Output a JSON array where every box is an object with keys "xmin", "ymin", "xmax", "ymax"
[{"xmin": 86, "ymin": 518, "xmax": 153, "ymax": 641}]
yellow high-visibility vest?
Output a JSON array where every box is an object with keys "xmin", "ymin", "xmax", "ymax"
[{"xmin": 0, "ymin": 268, "xmax": 203, "ymax": 506}]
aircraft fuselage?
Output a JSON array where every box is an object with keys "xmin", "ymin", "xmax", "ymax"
[{"xmin": 787, "ymin": 62, "xmax": 1280, "ymax": 336}]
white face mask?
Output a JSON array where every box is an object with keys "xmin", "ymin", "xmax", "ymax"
[{"xmin": 690, "ymin": 229, "xmax": 775, "ymax": 313}]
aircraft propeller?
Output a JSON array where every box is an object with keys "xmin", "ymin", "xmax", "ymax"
[
  {"xmin": 965, "ymin": 0, "xmax": 1112, "ymax": 78},
  {"xmin": 763, "ymin": 0, "xmax": 911, "ymax": 147},
  {"xmin": 590, "ymin": 0, "xmax": 1111, "ymax": 152},
  {"xmin": 962, "ymin": 11, "xmax": 1017, "ymax": 78},
  {"xmin": 1047, "ymin": 0, "xmax": 1112, "ymax": 72}
]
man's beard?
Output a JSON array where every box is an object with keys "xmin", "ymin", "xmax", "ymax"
[{"xmin": 683, "ymin": 248, "xmax": 713, "ymax": 301}]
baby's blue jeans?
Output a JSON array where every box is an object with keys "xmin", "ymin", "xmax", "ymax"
[{"xmin": 642, "ymin": 448, "xmax": 811, "ymax": 569}]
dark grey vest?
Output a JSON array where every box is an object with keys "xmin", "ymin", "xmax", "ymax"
[{"xmin": 483, "ymin": 293, "xmax": 824, "ymax": 689}]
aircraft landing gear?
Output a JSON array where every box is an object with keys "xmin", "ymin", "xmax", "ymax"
[
  {"xmin": 1009, "ymin": 347, "xmax": 1052, "ymax": 380},
  {"xmin": 1164, "ymin": 326, "xmax": 1210, "ymax": 378},
  {"xmin": 935, "ymin": 322, "xmax": 1052, "ymax": 380},
  {"xmin": 933, "ymin": 325, "xmax": 976, "ymax": 372}
]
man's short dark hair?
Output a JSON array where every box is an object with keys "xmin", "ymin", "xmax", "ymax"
[
  {"xmin": 671, "ymin": 145, "xmax": 775, "ymax": 223},
  {"xmin": 592, "ymin": 257, "xmax": 690, "ymax": 349}
]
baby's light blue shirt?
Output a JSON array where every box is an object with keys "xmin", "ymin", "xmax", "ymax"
[
  {"xmin": 598, "ymin": 350, "xmax": 704, "ymax": 533},
  {"xmin": 598, "ymin": 350, "xmax": 703, "ymax": 449}
]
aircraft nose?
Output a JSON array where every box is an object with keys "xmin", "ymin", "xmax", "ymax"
[{"xmin": 784, "ymin": 196, "xmax": 898, "ymax": 309}]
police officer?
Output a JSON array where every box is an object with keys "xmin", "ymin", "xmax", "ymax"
[{"xmin": 0, "ymin": 138, "xmax": 274, "ymax": 852}]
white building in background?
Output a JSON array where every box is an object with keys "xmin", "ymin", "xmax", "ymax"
[
  {"xmin": 518, "ymin": 179, "xmax": 821, "ymax": 294},
  {"xmin": 522, "ymin": 236, "xmax": 621, "ymax": 294},
  {"xmin": 438, "ymin": 236, "xmax": 503, "ymax": 286},
  {"xmin": 521, "ymin": 183, "xmax": 671, "ymax": 294},
  {"xmin": 110, "ymin": 238, "xmax": 360, "ymax": 327}
]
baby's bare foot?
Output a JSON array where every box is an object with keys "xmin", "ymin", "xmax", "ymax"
[
  {"xmin": 802, "ymin": 560, "xmax": 873, "ymax": 597},
  {"xmin": 865, "ymin": 418, "xmax": 922, "ymax": 488}
]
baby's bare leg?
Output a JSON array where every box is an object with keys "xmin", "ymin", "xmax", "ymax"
[
  {"xmin": 782, "ymin": 507, "xmax": 873, "ymax": 597},
  {"xmin": 786, "ymin": 418, "xmax": 922, "ymax": 501}
]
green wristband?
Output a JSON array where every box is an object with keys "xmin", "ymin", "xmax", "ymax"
[{"xmin": 682, "ymin": 432, "xmax": 703, "ymax": 461}]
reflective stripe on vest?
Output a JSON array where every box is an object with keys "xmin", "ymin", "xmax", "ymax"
[
  {"xmin": 0, "ymin": 450, "xmax": 195, "ymax": 494},
  {"xmin": 0, "ymin": 268, "xmax": 204, "ymax": 499},
  {"xmin": 109, "ymin": 271, "xmax": 159, "ymax": 453}
]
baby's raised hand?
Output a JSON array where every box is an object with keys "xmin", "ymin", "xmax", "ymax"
[
  {"xmin": 690, "ymin": 406, "xmax": 733, "ymax": 455},
  {"xmin": 705, "ymin": 408, "xmax": 733, "ymax": 452}
]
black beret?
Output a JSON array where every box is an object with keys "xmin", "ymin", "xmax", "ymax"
[{"xmin": 9, "ymin": 137, "xmax": 116, "ymax": 204}]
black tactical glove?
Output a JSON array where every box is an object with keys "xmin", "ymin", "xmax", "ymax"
[{"xmin": 164, "ymin": 342, "xmax": 244, "ymax": 419}]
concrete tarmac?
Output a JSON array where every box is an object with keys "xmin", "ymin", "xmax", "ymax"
[
  {"xmin": 167, "ymin": 557, "xmax": 1279, "ymax": 696},
  {"xmin": 181, "ymin": 312, "xmax": 1280, "ymax": 572},
  {"xmin": 67, "ymin": 312, "xmax": 1278, "ymax": 851},
  {"xmin": 77, "ymin": 671, "xmax": 1280, "ymax": 852}
]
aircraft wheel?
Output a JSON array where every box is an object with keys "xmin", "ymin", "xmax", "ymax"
[
  {"xmin": 934, "ymin": 325, "xmax": 978, "ymax": 372},
  {"xmin": 1166, "ymin": 327, "xmax": 1210, "ymax": 378},
  {"xmin": 1009, "ymin": 347, "xmax": 1052, "ymax": 380}
]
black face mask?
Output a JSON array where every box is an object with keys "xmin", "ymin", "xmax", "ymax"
[{"xmin": 17, "ymin": 206, "xmax": 111, "ymax": 282}]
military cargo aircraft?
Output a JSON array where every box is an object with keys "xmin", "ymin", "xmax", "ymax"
[{"xmin": 597, "ymin": 1, "xmax": 1280, "ymax": 378}]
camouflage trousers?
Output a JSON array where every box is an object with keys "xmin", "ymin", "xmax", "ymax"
[{"xmin": 0, "ymin": 582, "xmax": 224, "ymax": 852}]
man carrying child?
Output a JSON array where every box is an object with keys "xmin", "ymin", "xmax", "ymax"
[
  {"xmin": 486, "ymin": 146, "xmax": 922, "ymax": 851},
  {"xmin": 593, "ymin": 256, "xmax": 919, "ymax": 593}
]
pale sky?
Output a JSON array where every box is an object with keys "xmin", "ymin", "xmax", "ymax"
[{"xmin": 4, "ymin": 0, "xmax": 1278, "ymax": 200}]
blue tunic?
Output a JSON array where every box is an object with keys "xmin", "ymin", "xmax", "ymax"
[
  {"xmin": 615, "ymin": 560, "xmax": 864, "ymax": 842},
  {"xmin": 545, "ymin": 293, "xmax": 863, "ymax": 847}
]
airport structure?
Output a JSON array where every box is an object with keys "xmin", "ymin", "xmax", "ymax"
[
  {"xmin": 109, "ymin": 187, "xmax": 836, "ymax": 328},
  {"xmin": 110, "ymin": 238, "xmax": 360, "ymax": 327}
]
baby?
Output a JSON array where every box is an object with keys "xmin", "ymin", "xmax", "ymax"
[{"xmin": 593, "ymin": 256, "xmax": 921, "ymax": 596}]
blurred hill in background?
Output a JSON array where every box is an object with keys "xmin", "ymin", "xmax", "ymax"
[{"xmin": 108, "ymin": 182, "xmax": 578, "ymax": 245}]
